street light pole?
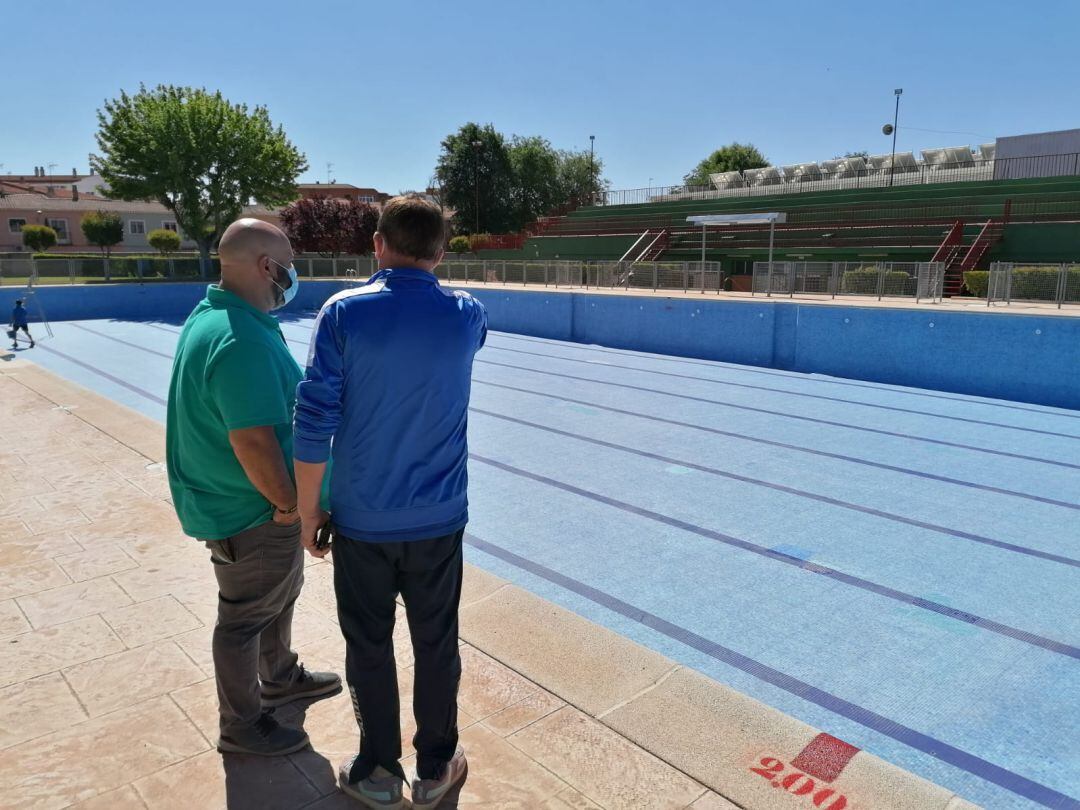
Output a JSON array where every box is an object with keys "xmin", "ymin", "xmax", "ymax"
[
  {"xmin": 589, "ymin": 135, "xmax": 595, "ymax": 204},
  {"xmin": 889, "ymin": 88, "xmax": 902, "ymax": 187},
  {"xmin": 471, "ymin": 140, "xmax": 482, "ymax": 234}
]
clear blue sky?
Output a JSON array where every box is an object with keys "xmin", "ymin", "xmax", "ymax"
[{"xmin": 3, "ymin": 0, "xmax": 1079, "ymax": 192}]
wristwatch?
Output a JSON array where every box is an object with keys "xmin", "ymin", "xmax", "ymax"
[{"xmin": 275, "ymin": 503, "xmax": 299, "ymax": 516}]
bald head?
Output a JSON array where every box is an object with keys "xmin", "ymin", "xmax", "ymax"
[
  {"xmin": 217, "ymin": 218, "xmax": 294, "ymax": 313},
  {"xmin": 219, "ymin": 218, "xmax": 291, "ymax": 269}
]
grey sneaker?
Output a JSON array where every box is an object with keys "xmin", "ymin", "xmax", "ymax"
[
  {"xmin": 338, "ymin": 760, "xmax": 404, "ymax": 810},
  {"xmin": 411, "ymin": 746, "xmax": 467, "ymax": 810},
  {"xmin": 217, "ymin": 712, "xmax": 310, "ymax": 756},
  {"xmin": 262, "ymin": 663, "xmax": 341, "ymax": 708}
]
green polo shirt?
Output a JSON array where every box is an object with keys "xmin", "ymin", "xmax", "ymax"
[{"xmin": 166, "ymin": 285, "xmax": 303, "ymax": 540}]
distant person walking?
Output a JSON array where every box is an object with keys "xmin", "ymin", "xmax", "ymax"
[
  {"xmin": 166, "ymin": 218, "xmax": 340, "ymax": 757},
  {"xmin": 294, "ymin": 195, "xmax": 487, "ymax": 810},
  {"xmin": 9, "ymin": 299, "xmax": 34, "ymax": 349}
]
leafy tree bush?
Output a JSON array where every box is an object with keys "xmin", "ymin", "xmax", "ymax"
[
  {"xmin": 684, "ymin": 143, "xmax": 768, "ymax": 187},
  {"xmin": 280, "ymin": 197, "xmax": 379, "ymax": 257},
  {"xmin": 448, "ymin": 236, "xmax": 471, "ymax": 253},
  {"xmin": 963, "ymin": 270, "xmax": 989, "ymax": 297},
  {"xmin": 80, "ymin": 211, "xmax": 124, "ymax": 259},
  {"xmin": 21, "ymin": 225, "xmax": 57, "ymax": 252},
  {"xmin": 148, "ymin": 228, "xmax": 182, "ymax": 255}
]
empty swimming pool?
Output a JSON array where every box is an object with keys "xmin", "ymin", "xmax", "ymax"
[{"xmin": 18, "ymin": 314, "xmax": 1080, "ymax": 809}]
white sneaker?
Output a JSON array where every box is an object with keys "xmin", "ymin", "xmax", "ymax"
[
  {"xmin": 338, "ymin": 760, "xmax": 404, "ymax": 810},
  {"xmin": 411, "ymin": 746, "xmax": 467, "ymax": 810}
]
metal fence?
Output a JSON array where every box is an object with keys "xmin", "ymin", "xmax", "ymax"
[
  {"xmin": 435, "ymin": 260, "xmax": 725, "ymax": 293},
  {"xmin": 751, "ymin": 261, "xmax": 945, "ymax": 302},
  {"xmin": 0, "ymin": 254, "xmax": 378, "ymax": 285},
  {"xmin": 985, "ymin": 262, "xmax": 1080, "ymax": 308},
  {"xmin": 601, "ymin": 152, "xmax": 1080, "ymax": 207}
]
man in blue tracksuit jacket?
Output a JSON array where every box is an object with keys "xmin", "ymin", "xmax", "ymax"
[{"xmin": 293, "ymin": 195, "xmax": 486, "ymax": 810}]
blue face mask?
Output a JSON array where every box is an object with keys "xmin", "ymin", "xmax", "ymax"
[{"xmin": 269, "ymin": 259, "xmax": 299, "ymax": 310}]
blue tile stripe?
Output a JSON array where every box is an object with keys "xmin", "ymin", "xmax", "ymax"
[{"xmin": 463, "ymin": 531, "xmax": 1080, "ymax": 810}]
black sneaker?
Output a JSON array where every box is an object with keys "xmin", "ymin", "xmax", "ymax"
[
  {"xmin": 262, "ymin": 663, "xmax": 342, "ymax": 708},
  {"xmin": 217, "ymin": 711, "xmax": 310, "ymax": 756}
]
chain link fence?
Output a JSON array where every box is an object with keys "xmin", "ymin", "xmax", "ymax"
[
  {"xmin": 435, "ymin": 260, "xmax": 725, "ymax": 293},
  {"xmin": 751, "ymin": 261, "xmax": 944, "ymax": 302},
  {"xmin": 980, "ymin": 263, "xmax": 1080, "ymax": 308}
]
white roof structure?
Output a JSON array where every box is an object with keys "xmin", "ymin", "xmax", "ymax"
[
  {"xmin": 687, "ymin": 212, "xmax": 787, "ymax": 225},
  {"xmin": 980, "ymin": 143, "xmax": 996, "ymax": 161},
  {"xmin": 743, "ymin": 167, "xmax": 781, "ymax": 186},
  {"xmin": 868, "ymin": 151, "xmax": 918, "ymax": 172},
  {"xmin": 782, "ymin": 162, "xmax": 823, "ymax": 183},
  {"xmin": 709, "ymin": 171, "xmax": 745, "ymax": 190}
]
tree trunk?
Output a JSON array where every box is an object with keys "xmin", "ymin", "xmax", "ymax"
[{"xmin": 197, "ymin": 240, "xmax": 212, "ymax": 279}]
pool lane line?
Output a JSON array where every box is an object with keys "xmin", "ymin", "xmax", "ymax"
[
  {"xmin": 470, "ymin": 408, "xmax": 1080, "ymax": 568},
  {"xmin": 464, "ymin": 531, "xmax": 1080, "ymax": 810},
  {"xmin": 18, "ymin": 335, "xmax": 1080, "ymax": 806},
  {"xmin": 68, "ymin": 323, "xmax": 175, "ymax": 360},
  {"xmin": 33, "ymin": 343, "xmax": 167, "ymax": 406},
  {"xmin": 60, "ymin": 322, "xmax": 1080, "ymax": 511},
  {"xmin": 474, "ymin": 379, "xmax": 1080, "ymax": 511},
  {"xmin": 470, "ymin": 452, "xmax": 1080, "ymax": 661},
  {"xmin": 476, "ymin": 359, "xmax": 1080, "ymax": 471},
  {"xmin": 488, "ymin": 331, "xmax": 1080, "ymax": 422},
  {"xmin": 481, "ymin": 344, "xmax": 1080, "ymax": 441},
  {"xmin": 32, "ymin": 343, "xmax": 1080, "ymax": 655},
  {"xmin": 280, "ymin": 321, "xmax": 1080, "ymax": 468},
  {"xmin": 54, "ymin": 323, "xmax": 1080, "ymax": 561}
]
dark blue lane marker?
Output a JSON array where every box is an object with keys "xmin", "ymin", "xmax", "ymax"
[
  {"xmin": 34, "ymin": 344, "xmax": 167, "ymax": 406},
  {"xmin": 484, "ymin": 344, "xmax": 1080, "ymax": 441},
  {"xmin": 470, "ymin": 453, "xmax": 1080, "ymax": 661},
  {"xmin": 282, "ymin": 321, "xmax": 1079, "ymax": 468},
  {"xmin": 477, "ymin": 359, "xmax": 1080, "ymax": 471},
  {"xmin": 63, "ymin": 322, "xmax": 1080, "ymax": 511},
  {"xmin": 69, "ymin": 323, "xmax": 174, "ymax": 359},
  {"xmin": 470, "ymin": 408, "xmax": 1080, "ymax": 568},
  {"xmin": 39, "ymin": 325, "xmax": 1080, "ymax": 807},
  {"xmin": 475, "ymin": 379, "xmax": 1080, "ymax": 512},
  {"xmin": 489, "ymin": 331, "xmax": 1080, "ymax": 422},
  {"xmin": 463, "ymin": 532, "xmax": 1080, "ymax": 810}
]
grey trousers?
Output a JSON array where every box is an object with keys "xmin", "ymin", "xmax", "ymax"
[{"xmin": 205, "ymin": 519, "xmax": 304, "ymax": 734}]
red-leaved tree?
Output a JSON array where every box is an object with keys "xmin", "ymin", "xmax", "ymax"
[{"xmin": 280, "ymin": 197, "xmax": 379, "ymax": 257}]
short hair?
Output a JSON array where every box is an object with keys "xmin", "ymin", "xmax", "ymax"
[
  {"xmin": 14, "ymin": 299, "xmax": 23, "ymax": 305},
  {"xmin": 377, "ymin": 195, "xmax": 447, "ymax": 261}
]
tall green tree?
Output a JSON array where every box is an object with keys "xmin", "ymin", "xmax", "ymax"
[
  {"xmin": 684, "ymin": 142, "xmax": 768, "ymax": 187},
  {"xmin": 91, "ymin": 84, "xmax": 307, "ymax": 270},
  {"xmin": 435, "ymin": 123, "xmax": 515, "ymax": 234},
  {"xmin": 557, "ymin": 149, "xmax": 607, "ymax": 208},
  {"xmin": 508, "ymin": 136, "xmax": 563, "ymax": 229},
  {"xmin": 81, "ymin": 210, "xmax": 124, "ymax": 281}
]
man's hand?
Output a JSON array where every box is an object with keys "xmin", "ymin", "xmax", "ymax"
[
  {"xmin": 300, "ymin": 510, "xmax": 331, "ymax": 558},
  {"xmin": 272, "ymin": 506, "xmax": 301, "ymax": 526}
]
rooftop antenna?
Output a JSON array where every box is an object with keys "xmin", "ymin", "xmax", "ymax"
[
  {"xmin": 326, "ymin": 162, "xmax": 334, "ymax": 185},
  {"xmin": 47, "ymin": 162, "xmax": 58, "ymax": 176}
]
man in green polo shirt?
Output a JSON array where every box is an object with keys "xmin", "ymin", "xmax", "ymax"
[{"xmin": 167, "ymin": 218, "xmax": 340, "ymax": 757}]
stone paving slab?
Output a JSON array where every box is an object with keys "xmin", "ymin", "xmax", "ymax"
[{"xmin": 0, "ymin": 357, "xmax": 978, "ymax": 809}]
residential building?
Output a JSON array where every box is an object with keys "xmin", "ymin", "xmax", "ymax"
[
  {"xmin": 0, "ymin": 194, "xmax": 280, "ymax": 253},
  {"xmin": 297, "ymin": 182, "xmax": 389, "ymax": 205}
]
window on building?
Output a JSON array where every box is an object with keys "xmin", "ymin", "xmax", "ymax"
[
  {"xmin": 46, "ymin": 218, "xmax": 70, "ymax": 243},
  {"xmin": 8, "ymin": 218, "xmax": 26, "ymax": 234},
  {"xmin": 359, "ymin": 195, "xmax": 375, "ymax": 203},
  {"xmin": 161, "ymin": 220, "xmax": 178, "ymax": 232},
  {"xmin": 129, "ymin": 220, "xmax": 146, "ymax": 235}
]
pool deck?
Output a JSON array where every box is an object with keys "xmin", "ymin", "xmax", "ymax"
[{"xmin": 0, "ymin": 361, "xmax": 978, "ymax": 809}]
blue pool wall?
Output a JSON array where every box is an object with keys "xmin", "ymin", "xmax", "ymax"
[{"xmin": 3, "ymin": 281, "xmax": 1077, "ymax": 409}]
